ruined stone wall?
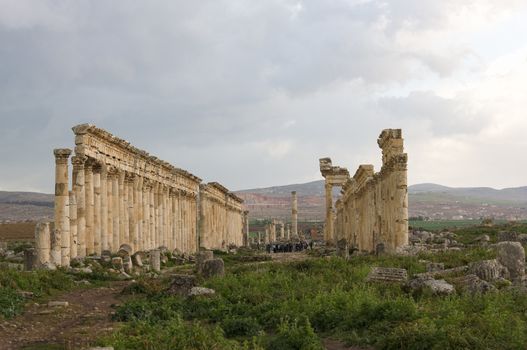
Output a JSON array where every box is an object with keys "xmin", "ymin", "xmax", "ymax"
[
  {"xmin": 334, "ymin": 129, "xmax": 408, "ymax": 253},
  {"xmin": 46, "ymin": 124, "xmax": 245, "ymax": 267},
  {"xmin": 199, "ymin": 182, "xmax": 244, "ymax": 249}
]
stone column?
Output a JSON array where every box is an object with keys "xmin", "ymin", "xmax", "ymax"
[
  {"xmin": 112, "ymin": 170, "xmax": 120, "ymax": 251},
  {"xmin": 93, "ymin": 164, "xmax": 102, "ymax": 255},
  {"xmin": 53, "ymin": 148, "xmax": 72, "ymax": 266},
  {"xmin": 50, "ymin": 227, "xmax": 61, "ymax": 266},
  {"xmin": 106, "ymin": 171, "xmax": 114, "ymax": 252},
  {"xmin": 100, "ymin": 164, "xmax": 109, "ymax": 252},
  {"xmin": 69, "ymin": 191, "xmax": 77, "ymax": 258},
  {"xmin": 125, "ymin": 174, "xmax": 134, "ymax": 248},
  {"xmin": 149, "ymin": 183, "xmax": 155, "ymax": 249},
  {"xmin": 243, "ymin": 211, "xmax": 249, "ymax": 247},
  {"xmin": 151, "ymin": 249, "xmax": 161, "ymax": 272},
  {"xmin": 35, "ymin": 222, "xmax": 51, "ymax": 267},
  {"xmin": 131, "ymin": 175, "xmax": 139, "ymax": 252},
  {"xmin": 291, "ymin": 191, "xmax": 298, "ymax": 237},
  {"xmin": 85, "ymin": 160, "xmax": 94, "ymax": 255},
  {"xmin": 324, "ymin": 183, "xmax": 333, "ymax": 243},
  {"xmin": 136, "ymin": 176, "xmax": 143, "ymax": 251},
  {"xmin": 119, "ymin": 171, "xmax": 126, "ymax": 246},
  {"xmin": 280, "ymin": 222, "xmax": 285, "ymax": 239}
]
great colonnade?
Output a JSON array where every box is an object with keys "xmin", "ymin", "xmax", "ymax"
[
  {"xmin": 321, "ymin": 129, "xmax": 408, "ymax": 253},
  {"xmin": 41, "ymin": 124, "xmax": 247, "ymax": 267}
]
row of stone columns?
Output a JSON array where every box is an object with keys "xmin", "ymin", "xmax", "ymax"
[{"xmin": 43, "ymin": 149, "xmax": 200, "ymax": 267}]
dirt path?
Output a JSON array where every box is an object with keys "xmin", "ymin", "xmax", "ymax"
[{"xmin": 0, "ymin": 281, "xmax": 129, "ymax": 350}]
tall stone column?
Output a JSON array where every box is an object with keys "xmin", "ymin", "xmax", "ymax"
[
  {"xmin": 280, "ymin": 222, "xmax": 284, "ymax": 239},
  {"xmin": 125, "ymin": 174, "xmax": 134, "ymax": 247},
  {"xmin": 54, "ymin": 148, "xmax": 72, "ymax": 266},
  {"xmin": 72, "ymin": 155, "xmax": 86, "ymax": 257},
  {"xmin": 149, "ymin": 183, "xmax": 155, "ymax": 249},
  {"xmin": 131, "ymin": 175, "xmax": 139, "ymax": 251},
  {"xmin": 93, "ymin": 164, "xmax": 102, "ymax": 255},
  {"xmin": 35, "ymin": 222, "xmax": 51, "ymax": 267},
  {"xmin": 136, "ymin": 176, "xmax": 143, "ymax": 251},
  {"xmin": 100, "ymin": 164, "xmax": 109, "ymax": 252},
  {"xmin": 85, "ymin": 160, "xmax": 95, "ymax": 255},
  {"xmin": 106, "ymin": 172, "xmax": 114, "ymax": 252},
  {"xmin": 119, "ymin": 171, "xmax": 126, "ymax": 246},
  {"xmin": 243, "ymin": 211, "xmax": 249, "ymax": 246},
  {"xmin": 324, "ymin": 183, "xmax": 333, "ymax": 243},
  {"xmin": 69, "ymin": 191, "xmax": 77, "ymax": 259},
  {"xmin": 291, "ymin": 191, "xmax": 298, "ymax": 237},
  {"xmin": 112, "ymin": 170, "xmax": 120, "ymax": 251},
  {"xmin": 143, "ymin": 182, "xmax": 150, "ymax": 250}
]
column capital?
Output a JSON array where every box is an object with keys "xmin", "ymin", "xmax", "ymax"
[
  {"xmin": 71, "ymin": 155, "xmax": 87, "ymax": 169},
  {"xmin": 53, "ymin": 148, "xmax": 72, "ymax": 164}
]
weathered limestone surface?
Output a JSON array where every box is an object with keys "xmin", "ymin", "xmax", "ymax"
[
  {"xmin": 54, "ymin": 148, "xmax": 72, "ymax": 266},
  {"xmin": 199, "ymin": 182, "xmax": 244, "ymax": 250},
  {"xmin": 35, "ymin": 222, "xmax": 51, "ymax": 267},
  {"xmin": 496, "ymin": 241, "xmax": 525, "ymax": 282},
  {"xmin": 322, "ymin": 129, "xmax": 409, "ymax": 253},
  {"xmin": 46, "ymin": 124, "xmax": 247, "ymax": 267}
]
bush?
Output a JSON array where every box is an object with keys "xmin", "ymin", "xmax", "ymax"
[{"xmin": 267, "ymin": 316, "xmax": 323, "ymax": 350}]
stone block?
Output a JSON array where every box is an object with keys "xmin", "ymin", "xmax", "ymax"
[
  {"xmin": 366, "ymin": 267, "xmax": 408, "ymax": 283},
  {"xmin": 468, "ymin": 259, "xmax": 508, "ymax": 282},
  {"xmin": 167, "ymin": 274, "xmax": 197, "ymax": 296},
  {"xmin": 202, "ymin": 258, "xmax": 225, "ymax": 278},
  {"xmin": 196, "ymin": 250, "xmax": 214, "ymax": 274},
  {"xmin": 497, "ymin": 241, "xmax": 525, "ymax": 282}
]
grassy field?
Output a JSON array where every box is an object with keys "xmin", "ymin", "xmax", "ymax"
[
  {"xmin": 409, "ymin": 219, "xmax": 527, "ymax": 232},
  {"xmin": 97, "ymin": 224, "xmax": 527, "ymax": 349}
]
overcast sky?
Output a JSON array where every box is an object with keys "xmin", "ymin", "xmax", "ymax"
[{"xmin": 1, "ymin": 0, "xmax": 526, "ymax": 193}]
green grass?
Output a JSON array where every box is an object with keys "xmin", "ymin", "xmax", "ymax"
[
  {"xmin": 99, "ymin": 245, "xmax": 525, "ymax": 350},
  {"xmin": 0, "ymin": 269, "xmax": 75, "ymax": 318}
]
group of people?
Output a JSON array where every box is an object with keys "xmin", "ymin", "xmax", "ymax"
[{"xmin": 265, "ymin": 240, "xmax": 312, "ymax": 253}]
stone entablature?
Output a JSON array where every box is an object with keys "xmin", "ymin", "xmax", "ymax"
[
  {"xmin": 41, "ymin": 124, "xmax": 247, "ymax": 268},
  {"xmin": 323, "ymin": 129, "xmax": 408, "ymax": 253},
  {"xmin": 199, "ymin": 182, "xmax": 244, "ymax": 250}
]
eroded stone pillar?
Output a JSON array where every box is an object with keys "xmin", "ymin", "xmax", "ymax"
[
  {"xmin": 93, "ymin": 164, "xmax": 102, "ymax": 255},
  {"xmin": 324, "ymin": 183, "xmax": 333, "ymax": 243},
  {"xmin": 112, "ymin": 170, "xmax": 120, "ymax": 251},
  {"xmin": 35, "ymin": 222, "xmax": 51, "ymax": 267},
  {"xmin": 69, "ymin": 191, "xmax": 77, "ymax": 258},
  {"xmin": 119, "ymin": 171, "xmax": 126, "ymax": 247},
  {"xmin": 53, "ymin": 148, "xmax": 72, "ymax": 266},
  {"xmin": 100, "ymin": 164, "xmax": 109, "ymax": 252},
  {"xmin": 72, "ymin": 133, "xmax": 86, "ymax": 256},
  {"xmin": 291, "ymin": 191, "xmax": 298, "ymax": 237},
  {"xmin": 85, "ymin": 160, "xmax": 95, "ymax": 255}
]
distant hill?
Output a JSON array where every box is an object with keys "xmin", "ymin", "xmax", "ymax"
[
  {"xmin": 0, "ymin": 182, "xmax": 525, "ymax": 222},
  {"xmin": 0, "ymin": 191, "xmax": 54, "ymax": 222},
  {"xmin": 237, "ymin": 182, "xmax": 527, "ymax": 221}
]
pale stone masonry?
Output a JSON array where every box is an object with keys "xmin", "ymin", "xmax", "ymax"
[
  {"xmin": 321, "ymin": 129, "xmax": 408, "ymax": 253},
  {"xmin": 43, "ymin": 124, "xmax": 247, "ymax": 267},
  {"xmin": 199, "ymin": 182, "xmax": 244, "ymax": 249}
]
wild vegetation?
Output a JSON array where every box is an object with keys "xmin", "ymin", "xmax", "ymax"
[
  {"xmin": 94, "ymin": 224, "xmax": 527, "ymax": 350},
  {"xmin": 2, "ymin": 223, "xmax": 527, "ymax": 349}
]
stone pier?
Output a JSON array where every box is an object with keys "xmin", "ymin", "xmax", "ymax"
[{"xmin": 321, "ymin": 129, "xmax": 409, "ymax": 253}]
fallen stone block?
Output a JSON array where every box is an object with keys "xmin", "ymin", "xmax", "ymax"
[
  {"xmin": 202, "ymin": 258, "xmax": 225, "ymax": 278},
  {"xmin": 189, "ymin": 287, "xmax": 216, "ymax": 297},
  {"xmin": 366, "ymin": 267, "xmax": 408, "ymax": 283},
  {"xmin": 167, "ymin": 274, "xmax": 197, "ymax": 296},
  {"xmin": 48, "ymin": 301, "xmax": 69, "ymax": 307}
]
